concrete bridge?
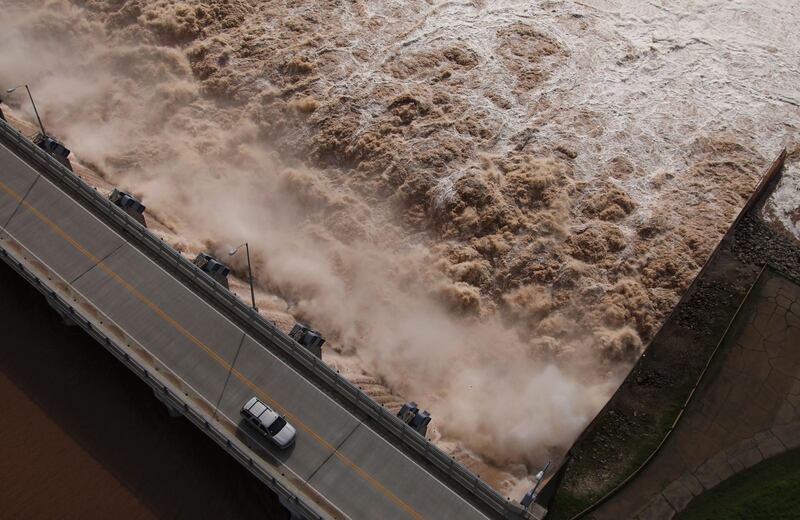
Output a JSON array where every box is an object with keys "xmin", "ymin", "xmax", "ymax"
[{"xmin": 0, "ymin": 118, "xmax": 543, "ymax": 520}]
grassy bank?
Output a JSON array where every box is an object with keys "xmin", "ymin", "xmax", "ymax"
[{"xmin": 677, "ymin": 448, "xmax": 800, "ymax": 520}]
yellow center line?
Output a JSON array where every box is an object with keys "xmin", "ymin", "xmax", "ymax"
[{"xmin": 0, "ymin": 177, "xmax": 426, "ymax": 520}]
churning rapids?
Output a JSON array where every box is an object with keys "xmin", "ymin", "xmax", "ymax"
[{"xmin": 1, "ymin": 0, "xmax": 798, "ymax": 495}]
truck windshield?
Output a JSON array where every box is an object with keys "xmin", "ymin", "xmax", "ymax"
[{"xmin": 267, "ymin": 417, "xmax": 287, "ymax": 436}]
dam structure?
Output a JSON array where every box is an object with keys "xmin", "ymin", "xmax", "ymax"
[{"xmin": 0, "ymin": 118, "xmax": 545, "ymax": 520}]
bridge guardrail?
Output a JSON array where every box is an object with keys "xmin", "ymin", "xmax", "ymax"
[
  {"xmin": 0, "ymin": 244, "xmax": 324, "ymax": 520},
  {"xmin": 0, "ymin": 118, "xmax": 529, "ymax": 520}
]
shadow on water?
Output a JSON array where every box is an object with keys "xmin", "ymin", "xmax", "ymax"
[{"xmin": 0, "ymin": 259, "xmax": 290, "ymax": 519}]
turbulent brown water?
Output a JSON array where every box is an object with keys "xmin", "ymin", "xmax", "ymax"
[{"xmin": 1, "ymin": 0, "xmax": 798, "ymax": 496}]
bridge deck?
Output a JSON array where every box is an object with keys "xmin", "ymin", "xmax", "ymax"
[{"xmin": 0, "ymin": 139, "xmax": 494, "ymax": 520}]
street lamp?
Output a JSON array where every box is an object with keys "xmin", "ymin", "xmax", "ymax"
[
  {"xmin": 520, "ymin": 460, "xmax": 551, "ymax": 510},
  {"xmin": 228, "ymin": 242, "xmax": 257, "ymax": 311},
  {"xmin": 6, "ymin": 84, "xmax": 46, "ymax": 137}
]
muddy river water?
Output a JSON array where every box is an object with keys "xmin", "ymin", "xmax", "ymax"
[{"xmin": 1, "ymin": 0, "xmax": 798, "ymax": 495}]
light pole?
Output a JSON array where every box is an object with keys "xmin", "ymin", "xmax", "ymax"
[
  {"xmin": 521, "ymin": 460, "xmax": 551, "ymax": 510},
  {"xmin": 228, "ymin": 242, "xmax": 257, "ymax": 311},
  {"xmin": 6, "ymin": 84, "xmax": 46, "ymax": 137}
]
